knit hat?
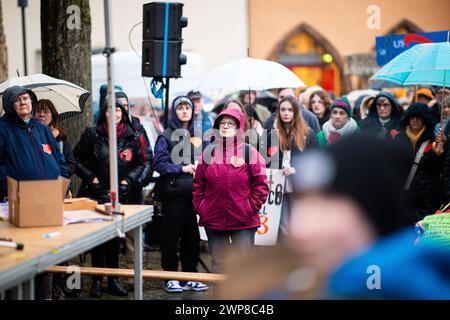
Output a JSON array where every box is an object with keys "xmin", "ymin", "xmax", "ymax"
[
  {"xmin": 416, "ymin": 87, "xmax": 434, "ymax": 100},
  {"xmin": 293, "ymin": 134, "xmax": 412, "ymax": 236},
  {"xmin": 187, "ymin": 90, "xmax": 202, "ymax": 100},
  {"xmin": 331, "ymin": 96, "xmax": 352, "ymax": 118}
]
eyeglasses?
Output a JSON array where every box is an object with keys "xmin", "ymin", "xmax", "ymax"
[{"xmin": 220, "ymin": 121, "xmax": 236, "ymax": 127}]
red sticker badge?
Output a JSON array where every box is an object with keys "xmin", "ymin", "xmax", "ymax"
[
  {"xmin": 42, "ymin": 144, "xmax": 52, "ymax": 155},
  {"xmin": 120, "ymin": 149, "xmax": 133, "ymax": 161}
]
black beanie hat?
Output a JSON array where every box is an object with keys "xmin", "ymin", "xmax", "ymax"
[
  {"xmin": 293, "ymin": 134, "xmax": 413, "ymax": 236},
  {"xmin": 401, "ymin": 102, "xmax": 432, "ymax": 129}
]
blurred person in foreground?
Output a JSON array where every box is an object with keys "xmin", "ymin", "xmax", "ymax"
[{"xmin": 218, "ymin": 135, "xmax": 450, "ymax": 299}]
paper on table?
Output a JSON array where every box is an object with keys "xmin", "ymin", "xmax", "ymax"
[
  {"xmin": 64, "ymin": 210, "xmax": 113, "ymax": 225},
  {"xmin": 421, "ymin": 213, "xmax": 450, "ymax": 248},
  {"xmin": 0, "ymin": 202, "xmax": 8, "ymax": 221}
]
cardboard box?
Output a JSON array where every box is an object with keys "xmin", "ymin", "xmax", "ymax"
[
  {"xmin": 8, "ymin": 177, "xmax": 69, "ymax": 228},
  {"xmin": 64, "ymin": 198, "xmax": 98, "ymax": 211}
]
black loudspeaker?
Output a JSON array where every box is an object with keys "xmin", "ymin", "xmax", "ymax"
[{"xmin": 141, "ymin": 2, "xmax": 188, "ymax": 78}]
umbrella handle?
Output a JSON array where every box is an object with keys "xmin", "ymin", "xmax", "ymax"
[{"xmin": 440, "ymin": 76, "xmax": 447, "ymax": 128}]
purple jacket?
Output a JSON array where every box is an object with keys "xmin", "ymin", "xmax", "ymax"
[{"xmin": 192, "ymin": 108, "xmax": 269, "ymax": 231}]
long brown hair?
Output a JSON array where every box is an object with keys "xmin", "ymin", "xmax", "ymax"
[
  {"xmin": 37, "ymin": 99, "xmax": 67, "ymax": 139},
  {"xmin": 276, "ymin": 96, "xmax": 309, "ymax": 151},
  {"xmin": 308, "ymin": 90, "xmax": 331, "ymax": 111}
]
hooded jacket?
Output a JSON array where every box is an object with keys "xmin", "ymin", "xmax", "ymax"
[
  {"xmin": 153, "ymin": 96, "xmax": 205, "ymax": 199},
  {"xmin": 73, "ymin": 100, "xmax": 145, "ymax": 204},
  {"xmin": 115, "ymin": 91, "xmax": 154, "ymax": 192},
  {"xmin": 394, "ymin": 103, "xmax": 443, "ymax": 222},
  {"xmin": 0, "ymin": 86, "xmax": 68, "ymax": 197},
  {"xmin": 192, "ymin": 108, "xmax": 269, "ymax": 231},
  {"xmin": 359, "ymin": 92, "xmax": 403, "ymax": 138}
]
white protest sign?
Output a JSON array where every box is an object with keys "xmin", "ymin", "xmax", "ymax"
[
  {"xmin": 199, "ymin": 169, "xmax": 285, "ymax": 246},
  {"xmin": 255, "ymin": 169, "xmax": 285, "ymax": 245}
]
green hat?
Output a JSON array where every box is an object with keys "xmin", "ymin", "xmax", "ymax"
[{"xmin": 331, "ymin": 96, "xmax": 352, "ymax": 118}]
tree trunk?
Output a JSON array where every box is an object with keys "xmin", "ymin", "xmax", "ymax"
[
  {"xmin": 41, "ymin": 0, "xmax": 92, "ymax": 195},
  {"xmin": 0, "ymin": 2, "xmax": 8, "ymax": 82}
]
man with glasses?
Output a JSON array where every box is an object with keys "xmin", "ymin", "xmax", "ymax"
[{"xmin": 359, "ymin": 92, "xmax": 403, "ymax": 139}]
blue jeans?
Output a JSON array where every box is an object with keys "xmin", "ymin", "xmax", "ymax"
[{"xmin": 205, "ymin": 228, "xmax": 257, "ymax": 273}]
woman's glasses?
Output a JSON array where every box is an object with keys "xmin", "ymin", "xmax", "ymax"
[{"xmin": 220, "ymin": 121, "xmax": 236, "ymax": 128}]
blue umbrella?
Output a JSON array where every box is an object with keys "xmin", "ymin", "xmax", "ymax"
[
  {"xmin": 371, "ymin": 41, "xmax": 450, "ymax": 124},
  {"xmin": 370, "ymin": 41, "xmax": 450, "ymax": 87}
]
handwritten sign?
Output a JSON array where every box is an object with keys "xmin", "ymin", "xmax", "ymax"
[
  {"xmin": 199, "ymin": 169, "xmax": 285, "ymax": 246},
  {"xmin": 255, "ymin": 169, "xmax": 285, "ymax": 245},
  {"xmin": 421, "ymin": 213, "xmax": 450, "ymax": 248}
]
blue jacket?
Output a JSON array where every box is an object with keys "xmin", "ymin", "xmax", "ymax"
[
  {"xmin": 0, "ymin": 86, "xmax": 68, "ymax": 195},
  {"xmin": 327, "ymin": 228, "xmax": 450, "ymax": 299},
  {"xmin": 193, "ymin": 109, "xmax": 214, "ymax": 134}
]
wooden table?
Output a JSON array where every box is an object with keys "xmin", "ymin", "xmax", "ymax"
[{"xmin": 0, "ymin": 205, "xmax": 152, "ymax": 300}]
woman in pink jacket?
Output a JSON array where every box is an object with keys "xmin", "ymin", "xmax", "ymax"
[{"xmin": 192, "ymin": 108, "xmax": 269, "ymax": 272}]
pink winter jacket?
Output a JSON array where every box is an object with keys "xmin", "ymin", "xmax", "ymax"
[{"xmin": 192, "ymin": 108, "xmax": 269, "ymax": 231}]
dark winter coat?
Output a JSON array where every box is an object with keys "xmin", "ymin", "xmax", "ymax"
[
  {"xmin": 192, "ymin": 108, "xmax": 269, "ymax": 231},
  {"xmin": 55, "ymin": 136, "xmax": 77, "ymax": 178},
  {"xmin": 0, "ymin": 86, "xmax": 68, "ymax": 199},
  {"xmin": 393, "ymin": 103, "xmax": 443, "ymax": 223},
  {"xmin": 359, "ymin": 92, "xmax": 403, "ymax": 139},
  {"xmin": 115, "ymin": 90, "xmax": 154, "ymax": 190},
  {"xmin": 429, "ymin": 101, "xmax": 441, "ymax": 127},
  {"xmin": 316, "ymin": 108, "xmax": 331, "ymax": 128},
  {"xmin": 73, "ymin": 101, "xmax": 145, "ymax": 204},
  {"xmin": 127, "ymin": 116, "xmax": 154, "ymax": 204}
]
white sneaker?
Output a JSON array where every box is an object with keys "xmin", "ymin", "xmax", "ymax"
[
  {"xmin": 181, "ymin": 281, "xmax": 209, "ymax": 292},
  {"xmin": 165, "ymin": 280, "xmax": 183, "ymax": 293}
]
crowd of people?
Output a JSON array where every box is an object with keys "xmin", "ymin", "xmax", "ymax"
[{"xmin": 1, "ymin": 81, "xmax": 450, "ymax": 299}]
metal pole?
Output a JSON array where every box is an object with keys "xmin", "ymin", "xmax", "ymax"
[
  {"xmin": 21, "ymin": 6, "xmax": 28, "ymax": 75},
  {"xmin": 104, "ymin": 0, "xmax": 120, "ymax": 213},
  {"xmin": 164, "ymin": 78, "xmax": 170, "ymax": 129},
  {"xmin": 133, "ymin": 226, "xmax": 143, "ymax": 300}
]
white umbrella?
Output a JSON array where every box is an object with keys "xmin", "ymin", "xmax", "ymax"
[
  {"xmin": 199, "ymin": 57, "xmax": 306, "ymax": 96},
  {"xmin": 0, "ymin": 73, "xmax": 90, "ymax": 120}
]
